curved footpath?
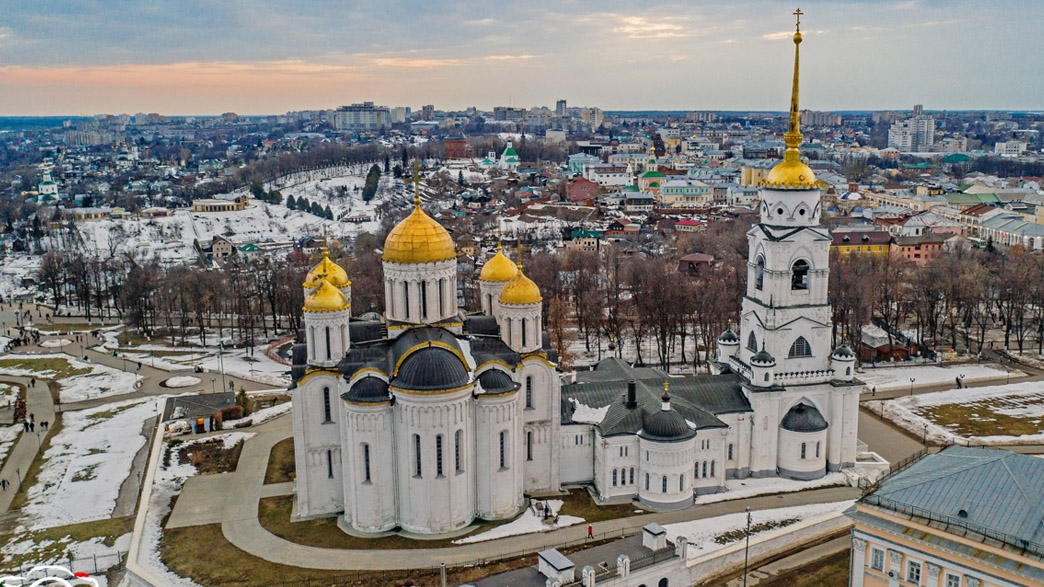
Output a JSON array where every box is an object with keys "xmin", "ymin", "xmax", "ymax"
[
  {"xmin": 217, "ymin": 415, "xmax": 860, "ymax": 571},
  {"xmin": 0, "ymin": 376, "xmax": 56, "ymax": 513}
]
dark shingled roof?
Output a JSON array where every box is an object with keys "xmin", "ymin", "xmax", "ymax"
[
  {"xmin": 718, "ymin": 329, "xmax": 740, "ymax": 343},
  {"xmin": 780, "ymin": 402, "xmax": 828, "ymax": 433},
  {"xmin": 832, "ymin": 344, "xmax": 855, "ymax": 359},
  {"xmin": 464, "ymin": 314, "xmax": 501, "ymax": 336},
  {"xmin": 393, "ymin": 347, "xmax": 469, "ymax": 391},
  {"xmin": 349, "ymin": 320, "xmax": 385, "ymax": 344},
  {"xmin": 477, "ymin": 369, "xmax": 520, "ymax": 395},
  {"xmin": 563, "ymin": 358, "xmax": 751, "ymax": 437},
  {"xmin": 642, "ymin": 405, "xmax": 696, "ymax": 442},
  {"xmin": 341, "ymin": 377, "xmax": 390, "ymax": 403}
]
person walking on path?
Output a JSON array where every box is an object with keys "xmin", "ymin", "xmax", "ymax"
[
  {"xmin": 0, "ymin": 479, "xmax": 8, "ymax": 491},
  {"xmin": 587, "ymin": 524, "xmax": 593, "ymax": 540}
]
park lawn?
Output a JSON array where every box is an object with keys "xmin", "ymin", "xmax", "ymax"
[
  {"xmin": 557, "ymin": 487, "xmax": 644, "ymax": 523},
  {"xmin": 917, "ymin": 399, "xmax": 1044, "ymax": 438},
  {"xmin": 263, "ymin": 437, "xmax": 295, "ymax": 484},
  {"xmin": 0, "ymin": 516, "xmax": 134, "ymax": 571},
  {"xmin": 0, "ymin": 357, "xmax": 91, "ymax": 380},
  {"xmin": 34, "ymin": 323, "xmax": 111, "ymax": 333},
  {"xmin": 161, "ymin": 523, "xmax": 546, "ymax": 586},
  {"xmin": 756, "ymin": 548, "xmax": 849, "ymax": 587}
]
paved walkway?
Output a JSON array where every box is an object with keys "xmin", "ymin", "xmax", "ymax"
[
  {"xmin": 0, "ymin": 376, "xmax": 57, "ymax": 513},
  {"xmin": 182, "ymin": 414, "xmax": 862, "ymax": 571}
]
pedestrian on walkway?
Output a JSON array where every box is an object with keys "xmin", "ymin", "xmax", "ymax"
[
  {"xmin": 41, "ymin": 420, "xmax": 48, "ymax": 431},
  {"xmin": 872, "ymin": 387, "xmax": 876, "ymax": 397},
  {"xmin": 22, "ymin": 420, "xmax": 29, "ymax": 432},
  {"xmin": 587, "ymin": 524, "xmax": 593, "ymax": 540},
  {"xmin": 0, "ymin": 479, "xmax": 9, "ymax": 491},
  {"xmin": 955, "ymin": 376, "xmax": 962, "ymax": 389},
  {"xmin": 29, "ymin": 422, "xmax": 34, "ymax": 432},
  {"xmin": 29, "ymin": 412, "xmax": 34, "ymax": 423}
]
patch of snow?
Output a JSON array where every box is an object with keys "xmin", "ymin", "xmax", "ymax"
[
  {"xmin": 453, "ymin": 499, "xmax": 584, "ymax": 544},
  {"xmin": 568, "ymin": 398, "xmax": 611, "ymax": 425},
  {"xmin": 693, "ymin": 472, "xmax": 849, "ymax": 506},
  {"xmin": 0, "ymin": 353, "xmax": 142, "ymax": 402},
  {"xmin": 164, "ymin": 376, "xmax": 201, "ymax": 388},
  {"xmin": 858, "ymin": 363, "xmax": 1014, "ymax": 392},
  {"xmin": 179, "ymin": 431, "xmax": 254, "ymax": 450},
  {"xmin": 21, "ymin": 396, "xmax": 168, "ymax": 530},
  {"xmin": 39, "ymin": 339, "xmax": 73, "ymax": 348},
  {"xmin": 664, "ymin": 500, "xmax": 854, "ymax": 559},
  {"xmin": 0, "ymin": 423, "xmax": 21, "ymax": 469}
]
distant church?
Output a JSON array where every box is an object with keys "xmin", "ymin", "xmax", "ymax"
[{"xmin": 290, "ymin": 21, "xmax": 861, "ymax": 534}]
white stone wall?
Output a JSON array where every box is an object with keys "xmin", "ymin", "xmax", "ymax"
[
  {"xmin": 475, "ymin": 392, "xmax": 525, "ymax": 520},
  {"xmin": 383, "ymin": 259, "xmax": 457, "ymax": 326},
  {"xmin": 692, "ymin": 429, "xmax": 728, "ymax": 493},
  {"xmin": 594, "ymin": 433, "xmax": 640, "ymax": 499},
  {"xmin": 499, "ymin": 302, "xmax": 542, "ymax": 353},
  {"xmin": 518, "ymin": 358, "xmax": 561, "ymax": 494},
  {"xmin": 342, "ymin": 400, "xmax": 396, "ymax": 532},
  {"xmin": 758, "ymin": 187, "xmax": 823, "ymax": 227},
  {"xmin": 717, "ymin": 413, "xmax": 752, "ymax": 478},
  {"xmin": 293, "ymin": 373, "xmax": 345, "ymax": 518},
  {"xmin": 392, "ymin": 387, "xmax": 476, "ymax": 534},
  {"xmin": 777, "ymin": 427, "xmax": 828, "ymax": 479},
  {"xmin": 478, "ymin": 279, "xmax": 508, "ymax": 317},
  {"xmin": 637, "ymin": 436, "xmax": 696, "ymax": 508},
  {"xmin": 304, "ymin": 308, "xmax": 350, "ymax": 367},
  {"xmin": 560, "ymin": 425, "xmax": 595, "ymax": 484}
]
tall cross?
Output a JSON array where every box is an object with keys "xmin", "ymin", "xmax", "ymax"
[
  {"xmin": 404, "ymin": 159, "xmax": 423, "ymax": 206},
  {"xmin": 794, "ymin": 8, "xmax": 803, "ymax": 32}
]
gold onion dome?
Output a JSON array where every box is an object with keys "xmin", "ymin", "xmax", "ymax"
[
  {"xmin": 478, "ymin": 242, "xmax": 518, "ymax": 282},
  {"xmin": 304, "ymin": 249, "xmax": 350, "ymax": 288},
  {"xmin": 761, "ymin": 12, "xmax": 818, "ymax": 191},
  {"xmin": 499, "ymin": 262, "xmax": 542, "ymax": 305},
  {"xmin": 303, "ymin": 279, "xmax": 350, "ymax": 313},
  {"xmin": 382, "ymin": 194, "xmax": 457, "ymax": 265}
]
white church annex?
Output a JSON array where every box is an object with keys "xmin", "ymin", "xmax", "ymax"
[{"xmin": 290, "ymin": 21, "xmax": 861, "ymax": 533}]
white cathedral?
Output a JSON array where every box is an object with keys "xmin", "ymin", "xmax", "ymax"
[{"xmin": 291, "ymin": 25, "xmax": 861, "ymax": 534}]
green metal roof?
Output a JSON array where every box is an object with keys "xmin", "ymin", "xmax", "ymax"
[{"xmin": 945, "ymin": 192, "xmax": 1001, "ymax": 206}]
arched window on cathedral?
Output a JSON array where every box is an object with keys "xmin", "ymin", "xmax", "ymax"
[
  {"xmin": 525, "ymin": 376, "xmax": 533, "ymax": 409},
  {"xmin": 747, "ymin": 332, "xmax": 758, "ymax": 352},
  {"xmin": 421, "ymin": 281, "xmax": 428, "ymax": 320},
  {"xmin": 662, "ymin": 476, "xmax": 668, "ymax": 493},
  {"xmin": 438, "ymin": 278, "xmax": 446, "ymax": 316},
  {"xmin": 754, "ymin": 256, "xmax": 765, "ymax": 290},
  {"xmin": 791, "ymin": 259, "xmax": 810, "ymax": 290},
  {"xmin": 324, "ymin": 326, "xmax": 332, "ymax": 360},
  {"xmin": 800, "ymin": 442, "xmax": 807, "ymax": 459},
  {"xmin": 521, "ymin": 317, "xmax": 527, "ymax": 348},
  {"xmin": 413, "ymin": 434, "xmax": 422, "ymax": 477},
  {"xmin": 788, "ymin": 337, "xmax": 812, "ymax": 358},
  {"xmin": 630, "ymin": 468, "xmax": 635, "ymax": 485},
  {"xmin": 612, "ymin": 469, "xmax": 618, "ymax": 486},
  {"xmin": 645, "ymin": 473, "xmax": 650, "ymax": 491},
  {"xmin": 403, "ymin": 282, "xmax": 410, "ymax": 319},
  {"xmin": 362, "ymin": 443, "xmax": 371, "ymax": 482},
  {"xmin": 455, "ymin": 429, "xmax": 464, "ymax": 473},
  {"xmin": 486, "ymin": 293, "xmax": 493, "ymax": 314}
]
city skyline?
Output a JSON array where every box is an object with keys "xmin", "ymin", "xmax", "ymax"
[{"xmin": 0, "ymin": 0, "xmax": 1042, "ymax": 116}]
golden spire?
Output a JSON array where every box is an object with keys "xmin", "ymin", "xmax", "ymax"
[
  {"xmin": 783, "ymin": 8, "xmax": 804, "ymax": 161},
  {"xmin": 405, "ymin": 159, "xmax": 423, "ymax": 208}
]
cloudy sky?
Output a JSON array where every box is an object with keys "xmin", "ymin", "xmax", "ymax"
[{"xmin": 0, "ymin": 0, "xmax": 1041, "ymax": 116}]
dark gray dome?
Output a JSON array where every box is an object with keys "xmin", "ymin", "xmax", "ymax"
[
  {"xmin": 718, "ymin": 329, "xmax": 740, "ymax": 343},
  {"xmin": 341, "ymin": 377, "xmax": 390, "ymax": 403},
  {"xmin": 780, "ymin": 403, "xmax": 828, "ymax": 433},
  {"xmin": 359, "ymin": 311, "xmax": 382, "ymax": 321},
  {"xmin": 832, "ymin": 344, "xmax": 855, "ymax": 359},
  {"xmin": 642, "ymin": 409, "xmax": 695, "ymax": 442},
  {"xmin": 477, "ymin": 369, "xmax": 519, "ymax": 394},
  {"xmin": 393, "ymin": 347, "xmax": 470, "ymax": 392},
  {"xmin": 751, "ymin": 348, "xmax": 776, "ymax": 366}
]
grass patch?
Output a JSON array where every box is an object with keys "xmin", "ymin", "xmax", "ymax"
[
  {"xmin": 916, "ymin": 395, "xmax": 1044, "ymax": 438},
  {"xmin": 713, "ymin": 518, "xmax": 800, "ymax": 545},
  {"xmin": 9, "ymin": 414, "xmax": 63, "ymax": 510},
  {"xmin": 264, "ymin": 438, "xmax": 295, "ymax": 484},
  {"xmin": 557, "ymin": 487, "xmax": 642, "ymax": 523},
  {"xmin": 0, "ymin": 357, "xmax": 91, "ymax": 380},
  {"xmin": 34, "ymin": 323, "xmax": 110, "ymax": 333},
  {"xmin": 0, "ymin": 516, "xmax": 134, "ymax": 571},
  {"xmin": 257, "ymin": 495, "xmax": 510, "ymax": 549},
  {"xmin": 178, "ymin": 438, "xmax": 244, "ymax": 476},
  {"xmin": 756, "ymin": 548, "xmax": 850, "ymax": 587},
  {"xmin": 71, "ymin": 463, "xmax": 99, "ymax": 483}
]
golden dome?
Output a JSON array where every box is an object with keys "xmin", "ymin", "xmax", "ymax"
[
  {"xmin": 304, "ymin": 249, "xmax": 350, "ymax": 289},
  {"xmin": 499, "ymin": 263, "xmax": 542, "ymax": 306},
  {"xmin": 303, "ymin": 279, "xmax": 350, "ymax": 313},
  {"xmin": 382, "ymin": 197, "xmax": 457, "ymax": 265},
  {"xmin": 478, "ymin": 243, "xmax": 518, "ymax": 282},
  {"xmin": 762, "ymin": 157, "xmax": 817, "ymax": 190}
]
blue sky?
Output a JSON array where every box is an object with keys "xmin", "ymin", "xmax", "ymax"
[{"xmin": 0, "ymin": 0, "xmax": 1041, "ymax": 115}]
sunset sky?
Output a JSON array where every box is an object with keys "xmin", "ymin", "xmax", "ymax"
[{"xmin": 1, "ymin": 0, "xmax": 1041, "ymax": 116}]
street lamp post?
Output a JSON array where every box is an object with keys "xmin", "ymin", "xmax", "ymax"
[
  {"xmin": 909, "ymin": 377, "xmax": 916, "ymax": 396},
  {"xmin": 923, "ymin": 423, "xmax": 928, "ymax": 444},
  {"xmin": 211, "ymin": 378, "xmax": 216, "ymax": 394},
  {"xmin": 218, "ymin": 342, "xmax": 227, "ymax": 395},
  {"xmin": 743, "ymin": 507, "xmax": 752, "ymax": 587}
]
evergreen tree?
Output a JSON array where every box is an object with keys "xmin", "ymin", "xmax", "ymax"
[
  {"xmin": 384, "ymin": 153, "xmax": 391, "ymax": 173},
  {"xmin": 458, "ymin": 170, "xmax": 465, "ymax": 187},
  {"xmin": 393, "ymin": 165, "xmax": 403, "ymax": 179},
  {"xmin": 249, "ymin": 180, "xmax": 265, "ymax": 199},
  {"xmin": 286, "ymin": 194, "xmax": 296, "ymax": 209},
  {"xmin": 400, "ymin": 148, "xmax": 408, "ymax": 170},
  {"xmin": 268, "ymin": 190, "xmax": 283, "ymax": 205},
  {"xmin": 324, "ymin": 205, "xmax": 334, "ymax": 219},
  {"xmin": 362, "ymin": 164, "xmax": 381, "ymax": 202}
]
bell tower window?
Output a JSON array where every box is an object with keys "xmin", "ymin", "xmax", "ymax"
[
  {"xmin": 754, "ymin": 256, "xmax": 765, "ymax": 290},
  {"xmin": 747, "ymin": 332, "xmax": 758, "ymax": 352},
  {"xmin": 788, "ymin": 336, "xmax": 812, "ymax": 358},
  {"xmin": 791, "ymin": 259, "xmax": 809, "ymax": 290}
]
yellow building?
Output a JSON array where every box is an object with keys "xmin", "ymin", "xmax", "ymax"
[
  {"xmin": 831, "ymin": 230, "xmax": 892, "ymax": 256},
  {"xmin": 848, "ymin": 446, "xmax": 1044, "ymax": 587},
  {"xmin": 192, "ymin": 195, "xmax": 248, "ymax": 212}
]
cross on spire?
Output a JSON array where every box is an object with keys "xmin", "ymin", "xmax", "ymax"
[
  {"xmin": 404, "ymin": 159, "xmax": 423, "ymax": 207},
  {"xmin": 794, "ymin": 7, "xmax": 803, "ymax": 32}
]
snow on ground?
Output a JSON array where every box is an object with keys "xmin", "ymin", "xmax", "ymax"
[
  {"xmin": 39, "ymin": 339, "xmax": 72, "ymax": 348},
  {"xmin": 568, "ymin": 398, "xmax": 611, "ymax": 424},
  {"xmin": 0, "ymin": 353, "xmax": 142, "ymax": 403},
  {"xmin": 0, "ymin": 381, "xmax": 18, "ymax": 404},
  {"xmin": 163, "ymin": 376, "xmax": 201, "ymax": 388},
  {"xmin": 221, "ymin": 401, "xmax": 291, "ymax": 430},
  {"xmin": 693, "ymin": 473, "xmax": 850, "ymax": 506},
  {"xmin": 135, "ymin": 442, "xmax": 206, "ymax": 586},
  {"xmin": 857, "ymin": 363, "xmax": 1014, "ymax": 392},
  {"xmin": 0, "ymin": 532, "xmax": 131, "ymax": 586},
  {"xmin": 0, "ymin": 255, "xmax": 41, "ymax": 301},
  {"xmin": 179, "ymin": 431, "xmax": 254, "ymax": 450},
  {"xmin": 867, "ymin": 381, "xmax": 1044, "ymax": 445},
  {"xmin": 20, "ymin": 396, "xmax": 167, "ymax": 530},
  {"xmin": 193, "ymin": 348, "xmax": 289, "ymax": 387},
  {"xmin": 453, "ymin": 499, "xmax": 584, "ymax": 544},
  {"xmin": 664, "ymin": 500, "xmax": 854, "ymax": 559},
  {"xmin": 0, "ymin": 423, "xmax": 20, "ymax": 467}
]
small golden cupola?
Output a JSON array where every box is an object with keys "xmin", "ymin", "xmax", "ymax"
[
  {"xmin": 478, "ymin": 241, "xmax": 519, "ymax": 283},
  {"xmin": 762, "ymin": 8, "xmax": 818, "ymax": 191},
  {"xmin": 498, "ymin": 261, "xmax": 542, "ymax": 306},
  {"xmin": 382, "ymin": 163, "xmax": 457, "ymax": 265},
  {"xmin": 304, "ymin": 248, "xmax": 351, "ymax": 289},
  {"xmin": 303, "ymin": 279, "xmax": 350, "ymax": 313}
]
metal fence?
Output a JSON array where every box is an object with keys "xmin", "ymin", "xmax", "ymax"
[{"xmin": 7, "ymin": 552, "xmax": 125, "ymax": 578}]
